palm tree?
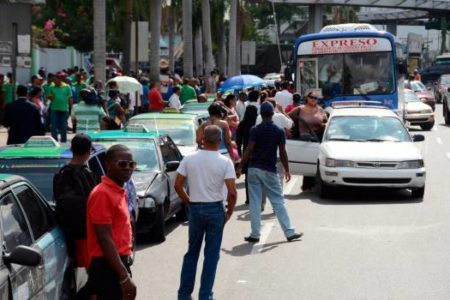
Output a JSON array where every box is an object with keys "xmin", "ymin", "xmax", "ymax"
[
  {"xmin": 211, "ymin": 0, "xmax": 227, "ymax": 75},
  {"xmin": 123, "ymin": 0, "xmax": 133, "ymax": 74},
  {"xmin": 194, "ymin": 27, "xmax": 204, "ymax": 75},
  {"xmin": 150, "ymin": 0, "xmax": 162, "ymax": 82},
  {"xmin": 183, "ymin": 0, "xmax": 194, "ymax": 78},
  {"xmin": 228, "ymin": 0, "xmax": 238, "ymax": 76},
  {"xmin": 93, "ymin": 0, "xmax": 106, "ymax": 84},
  {"xmin": 202, "ymin": 0, "xmax": 215, "ymax": 91}
]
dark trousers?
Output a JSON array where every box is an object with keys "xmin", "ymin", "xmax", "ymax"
[
  {"xmin": 178, "ymin": 202, "xmax": 226, "ymax": 300},
  {"xmin": 51, "ymin": 110, "xmax": 68, "ymax": 142},
  {"xmin": 87, "ymin": 256, "xmax": 132, "ymax": 300}
]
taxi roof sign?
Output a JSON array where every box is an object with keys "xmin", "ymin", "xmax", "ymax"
[
  {"xmin": 124, "ymin": 124, "xmax": 150, "ymax": 133},
  {"xmin": 161, "ymin": 107, "xmax": 180, "ymax": 113},
  {"xmin": 24, "ymin": 136, "xmax": 60, "ymax": 148}
]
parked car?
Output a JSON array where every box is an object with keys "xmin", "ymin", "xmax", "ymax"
[
  {"xmin": 404, "ymin": 80, "xmax": 435, "ymax": 111},
  {"xmin": 435, "ymin": 74, "xmax": 450, "ymax": 104},
  {"xmin": 404, "ymin": 89, "xmax": 434, "ymax": 131},
  {"xmin": 180, "ymin": 99, "xmax": 214, "ymax": 117},
  {"xmin": 128, "ymin": 111, "xmax": 206, "ymax": 156},
  {"xmin": 88, "ymin": 127, "xmax": 185, "ymax": 242},
  {"xmin": 287, "ymin": 105, "xmax": 426, "ymax": 198},
  {"xmin": 0, "ymin": 174, "xmax": 69, "ymax": 298}
]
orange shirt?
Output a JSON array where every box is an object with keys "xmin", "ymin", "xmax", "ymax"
[{"xmin": 87, "ymin": 176, "xmax": 132, "ymax": 260}]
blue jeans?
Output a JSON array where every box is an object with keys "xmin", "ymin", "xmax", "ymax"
[
  {"xmin": 178, "ymin": 202, "xmax": 226, "ymax": 300},
  {"xmin": 247, "ymin": 167, "xmax": 295, "ymax": 239},
  {"xmin": 51, "ymin": 110, "xmax": 68, "ymax": 143}
]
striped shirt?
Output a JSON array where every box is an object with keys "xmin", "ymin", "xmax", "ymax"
[{"xmin": 71, "ymin": 101, "xmax": 106, "ymax": 133}]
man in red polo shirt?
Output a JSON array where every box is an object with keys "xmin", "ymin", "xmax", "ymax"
[
  {"xmin": 148, "ymin": 81, "xmax": 165, "ymax": 112},
  {"xmin": 87, "ymin": 144, "xmax": 137, "ymax": 300}
]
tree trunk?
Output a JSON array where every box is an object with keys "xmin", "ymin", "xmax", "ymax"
[
  {"xmin": 150, "ymin": 0, "xmax": 162, "ymax": 82},
  {"xmin": 202, "ymin": 0, "xmax": 215, "ymax": 92},
  {"xmin": 218, "ymin": 31, "xmax": 226, "ymax": 75},
  {"xmin": 228, "ymin": 0, "xmax": 237, "ymax": 76},
  {"xmin": 93, "ymin": 0, "xmax": 106, "ymax": 84},
  {"xmin": 183, "ymin": 0, "xmax": 194, "ymax": 78},
  {"xmin": 194, "ymin": 27, "xmax": 204, "ymax": 76},
  {"xmin": 168, "ymin": 4, "xmax": 175, "ymax": 74},
  {"xmin": 123, "ymin": 0, "xmax": 133, "ymax": 75},
  {"xmin": 236, "ymin": 9, "xmax": 242, "ymax": 75}
]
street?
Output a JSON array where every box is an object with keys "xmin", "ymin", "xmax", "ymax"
[{"xmin": 131, "ymin": 104, "xmax": 450, "ymax": 300}]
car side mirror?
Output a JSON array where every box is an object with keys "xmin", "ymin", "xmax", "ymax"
[
  {"xmin": 412, "ymin": 134, "xmax": 425, "ymax": 142},
  {"xmin": 165, "ymin": 161, "xmax": 180, "ymax": 172},
  {"xmin": 3, "ymin": 246, "xmax": 42, "ymax": 267}
]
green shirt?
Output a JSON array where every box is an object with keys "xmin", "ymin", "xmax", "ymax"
[
  {"xmin": 71, "ymin": 101, "xmax": 106, "ymax": 132},
  {"xmin": 179, "ymin": 85, "xmax": 197, "ymax": 105},
  {"xmin": 3, "ymin": 82, "xmax": 14, "ymax": 105},
  {"xmin": 73, "ymin": 82, "xmax": 87, "ymax": 102},
  {"xmin": 42, "ymin": 82, "xmax": 54, "ymax": 100},
  {"xmin": 49, "ymin": 84, "xmax": 72, "ymax": 112}
]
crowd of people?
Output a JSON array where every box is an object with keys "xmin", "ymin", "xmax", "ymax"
[{"xmin": 0, "ymin": 64, "xmax": 333, "ymax": 300}]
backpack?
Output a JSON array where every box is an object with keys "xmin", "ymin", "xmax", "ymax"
[{"xmin": 53, "ymin": 164, "xmax": 98, "ymax": 240}]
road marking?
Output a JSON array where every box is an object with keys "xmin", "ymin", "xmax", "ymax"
[
  {"xmin": 250, "ymin": 222, "xmax": 274, "ymax": 255},
  {"xmin": 284, "ymin": 176, "xmax": 300, "ymax": 195},
  {"xmin": 436, "ymin": 137, "xmax": 443, "ymax": 144},
  {"xmin": 237, "ymin": 280, "xmax": 247, "ymax": 284}
]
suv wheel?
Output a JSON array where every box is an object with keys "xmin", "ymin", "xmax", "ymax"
[
  {"xmin": 411, "ymin": 186, "xmax": 425, "ymax": 199},
  {"xmin": 150, "ymin": 205, "xmax": 166, "ymax": 242}
]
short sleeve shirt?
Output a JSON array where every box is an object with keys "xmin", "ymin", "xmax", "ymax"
[
  {"xmin": 49, "ymin": 84, "xmax": 72, "ymax": 111},
  {"xmin": 248, "ymin": 121, "xmax": 286, "ymax": 173},
  {"xmin": 87, "ymin": 176, "xmax": 132, "ymax": 259},
  {"xmin": 71, "ymin": 101, "xmax": 106, "ymax": 132},
  {"xmin": 179, "ymin": 85, "xmax": 197, "ymax": 104},
  {"xmin": 177, "ymin": 150, "xmax": 236, "ymax": 202}
]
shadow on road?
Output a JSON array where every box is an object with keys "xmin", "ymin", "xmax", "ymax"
[
  {"xmin": 221, "ymin": 239, "xmax": 302, "ymax": 257},
  {"xmin": 309, "ymin": 187, "xmax": 424, "ymax": 205},
  {"xmin": 235, "ymin": 210, "xmax": 276, "ymax": 222}
]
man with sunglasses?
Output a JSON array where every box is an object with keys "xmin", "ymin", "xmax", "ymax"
[
  {"xmin": 175, "ymin": 125, "xmax": 237, "ymax": 300},
  {"xmin": 87, "ymin": 145, "xmax": 137, "ymax": 300}
]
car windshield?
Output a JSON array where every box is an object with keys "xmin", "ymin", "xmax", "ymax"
[
  {"xmin": 436, "ymin": 57, "xmax": 450, "ymax": 65},
  {"xmin": 0, "ymin": 158, "xmax": 69, "ymax": 200},
  {"xmin": 96, "ymin": 139, "xmax": 160, "ymax": 172},
  {"xmin": 441, "ymin": 76, "xmax": 450, "ymax": 84},
  {"xmin": 128, "ymin": 119, "xmax": 196, "ymax": 146},
  {"xmin": 324, "ymin": 116, "xmax": 411, "ymax": 142},
  {"xmin": 297, "ymin": 51, "xmax": 395, "ymax": 98},
  {"xmin": 404, "ymin": 90, "xmax": 421, "ymax": 103}
]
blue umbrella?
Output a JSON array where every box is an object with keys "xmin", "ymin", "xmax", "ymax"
[{"xmin": 218, "ymin": 74, "xmax": 266, "ymax": 92}]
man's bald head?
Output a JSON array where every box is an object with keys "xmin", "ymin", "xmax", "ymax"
[{"xmin": 203, "ymin": 125, "xmax": 222, "ymax": 146}]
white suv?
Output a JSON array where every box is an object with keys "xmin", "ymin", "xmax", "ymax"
[{"xmin": 287, "ymin": 106, "xmax": 426, "ymax": 198}]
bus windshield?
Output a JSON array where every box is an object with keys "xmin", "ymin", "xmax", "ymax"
[{"xmin": 298, "ymin": 51, "xmax": 395, "ymax": 99}]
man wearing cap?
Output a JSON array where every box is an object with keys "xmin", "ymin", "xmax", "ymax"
[
  {"xmin": 71, "ymin": 88, "xmax": 107, "ymax": 133},
  {"xmin": 237, "ymin": 101, "xmax": 302, "ymax": 243},
  {"xmin": 48, "ymin": 72, "xmax": 73, "ymax": 142}
]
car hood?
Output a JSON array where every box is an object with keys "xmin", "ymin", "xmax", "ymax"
[
  {"xmin": 132, "ymin": 170, "xmax": 158, "ymax": 197},
  {"xmin": 406, "ymin": 101, "xmax": 432, "ymax": 112},
  {"xmin": 178, "ymin": 145, "xmax": 198, "ymax": 157},
  {"xmin": 322, "ymin": 141, "xmax": 422, "ymax": 161}
]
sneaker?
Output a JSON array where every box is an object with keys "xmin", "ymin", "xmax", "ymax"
[
  {"xmin": 244, "ymin": 236, "xmax": 260, "ymax": 243},
  {"xmin": 287, "ymin": 232, "xmax": 303, "ymax": 242}
]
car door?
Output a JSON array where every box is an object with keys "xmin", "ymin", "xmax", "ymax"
[
  {"xmin": 0, "ymin": 191, "xmax": 43, "ymax": 299},
  {"xmin": 159, "ymin": 137, "xmax": 182, "ymax": 213},
  {"xmin": 286, "ymin": 131, "xmax": 320, "ymax": 177},
  {"xmin": 12, "ymin": 184, "xmax": 67, "ymax": 300}
]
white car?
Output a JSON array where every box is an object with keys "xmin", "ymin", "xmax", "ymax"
[
  {"xmin": 287, "ymin": 106, "xmax": 426, "ymax": 198},
  {"xmin": 404, "ymin": 89, "xmax": 434, "ymax": 131}
]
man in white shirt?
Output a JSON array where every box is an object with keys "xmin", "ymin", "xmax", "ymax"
[
  {"xmin": 175, "ymin": 125, "xmax": 237, "ymax": 300},
  {"xmin": 168, "ymin": 86, "xmax": 182, "ymax": 110},
  {"xmin": 274, "ymin": 81, "xmax": 293, "ymax": 110},
  {"xmin": 236, "ymin": 92, "xmax": 247, "ymax": 120}
]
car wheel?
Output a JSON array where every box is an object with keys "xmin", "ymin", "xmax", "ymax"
[
  {"xmin": 420, "ymin": 122, "xmax": 434, "ymax": 131},
  {"xmin": 176, "ymin": 204, "xmax": 189, "ymax": 221},
  {"xmin": 315, "ymin": 167, "xmax": 333, "ymax": 199},
  {"xmin": 411, "ymin": 186, "xmax": 425, "ymax": 199},
  {"xmin": 150, "ymin": 205, "xmax": 166, "ymax": 242}
]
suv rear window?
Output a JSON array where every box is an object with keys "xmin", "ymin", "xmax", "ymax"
[{"xmin": 0, "ymin": 159, "xmax": 69, "ymax": 201}]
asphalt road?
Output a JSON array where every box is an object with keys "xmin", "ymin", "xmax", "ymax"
[{"xmin": 131, "ymin": 104, "xmax": 450, "ymax": 300}]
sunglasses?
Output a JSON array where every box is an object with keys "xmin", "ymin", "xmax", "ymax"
[
  {"xmin": 308, "ymin": 95, "xmax": 318, "ymax": 100},
  {"xmin": 116, "ymin": 160, "xmax": 137, "ymax": 169}
]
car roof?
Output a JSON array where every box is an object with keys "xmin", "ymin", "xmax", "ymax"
[
  {"xmin": 130, "ymin": 112, "xmax": 198, "ymax": 121},
  {"xmin": 0, "ymin": 142, "xmax": 104, "ymax": 159},
  {"xmin": 0, "ymin": 174, "xmax": 33, "ymax": 189},
  {"xmin": 330, "ymin": 107, "xmax": 399, "ymax": 118},
  {"xmin": 88, "ymin": 130, "xmax": 159, "ymax": 140}
]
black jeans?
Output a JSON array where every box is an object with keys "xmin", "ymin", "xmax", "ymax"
[{"xmin": 87, "ymin": 256, "xmax": 132, "ymax": 300}]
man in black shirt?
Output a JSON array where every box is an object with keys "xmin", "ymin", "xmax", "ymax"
[{"xmin": 4, "ymin": 85, "xmax": 44, "ymax": 145}]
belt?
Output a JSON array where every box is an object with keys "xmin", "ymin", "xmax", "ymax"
[{"xmin": 189, "ymin": 201, "xmax": 223, "ymax": 205}]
